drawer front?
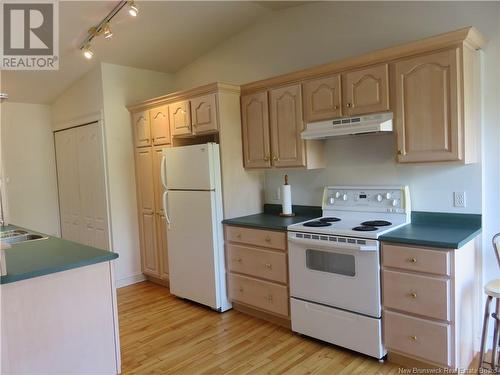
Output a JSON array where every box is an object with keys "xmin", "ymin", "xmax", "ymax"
[
  {"xmin": 228, "ymin": 274, "xmax": 289, "ymax": 317},
  {"xmin": 382, "ymin": 243, "xmax": 451, "ymax": 276},
  {"xmin": 384, "ymin": 310, "xmax": 451, "ymax": 367},
  {"xmin": 225, "ymin": 226, "xmax": 286, "ymax": 251},
  {"xmin": 227, "ymin": 244, "xmax": 287, "ymax": 283},
  {"xmin": 382, "ymin": 270, "xmax": 450, "ymax": 321}
]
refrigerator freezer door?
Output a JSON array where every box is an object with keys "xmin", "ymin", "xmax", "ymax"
[
  {"xmin": 164, "ymin": 143, "xmax": 217, "ymax": 190},
  {"xmin": 166, "ymin": 190, "xmax": 225, "ymax": 310}
]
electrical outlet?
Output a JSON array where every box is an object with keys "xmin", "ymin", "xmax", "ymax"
[
  {"xmin": 454, "ymin": 192, "xmax": 466, "ymax": 208},
  {"xmin": 274, "ymin": 187, "xmax": 281, "ymax": 201}
]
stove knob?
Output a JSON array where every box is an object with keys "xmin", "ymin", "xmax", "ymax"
[
  {"xmin": 392, "ymin": 199, "xmax": 398, "ymax": 207},
  {"xmin": 385, "ymin": 192, "xmax": 392, "ymax": 200},
  {"xmin": 376, "ymin": 194, "xmax": 383, "ymax": 202},
  {"xmin": 328, "ymin": 196, "xmax": 335, "ymax": 205},
  {"xmin": 342, "ymin": 193, "xmax": 348, "ymax": 201},
  {"xmin": 335, "ymin": 191, "xmax": 341, "ymax": 199}
]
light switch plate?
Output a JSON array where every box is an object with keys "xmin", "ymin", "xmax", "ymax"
[{"xmin": 454, "ymin": 192, "xmax": 466, "ymax": 207}]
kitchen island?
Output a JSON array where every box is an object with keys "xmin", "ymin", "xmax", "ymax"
[{"xmin": 1, "ymin": 225, "xmax": 121, "ymax": 375}]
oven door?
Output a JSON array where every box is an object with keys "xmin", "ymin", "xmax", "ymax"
[{"xmin": 288, "ymin": 232, "xmax": 381, "ymax": 318}]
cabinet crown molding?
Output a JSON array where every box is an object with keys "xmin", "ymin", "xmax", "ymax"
[
  {"xmin": 127, "ymin": 82, "xmax": 240, "ymax": 113},
  {"xmin": 240, "ymin": 26, "xmax": 487, "ymax": 95}
]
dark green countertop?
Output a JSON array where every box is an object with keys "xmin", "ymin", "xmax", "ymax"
[
  {"xmin": 380, "ymin": 211, "xmax": 482, "ymax": 249},
  {"xmin": 222, "ymin": 204, "xmax": 321, "ymax": 231},
  {"xmin": 1, "ymin": 225, "xmax": 118, "ymax": 284}
]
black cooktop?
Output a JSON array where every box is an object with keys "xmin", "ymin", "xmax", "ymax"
[
  {"xmin": 352, "ymin": 225, "xmax": 379, "ymax": 232},
  {"xmin": 303, "ymin": 220, "xmax": 332, "ymax": 228},
  {"xmin": 319, "ymin": 217, "xmax": 341, "ymax": 223},
  {"xmin": 361, "ymin": 220, "xmax": 392, "ymax": 227}
]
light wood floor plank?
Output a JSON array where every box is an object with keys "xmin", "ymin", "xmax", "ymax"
[{"xmin": 118, "ymin": 281, "xmax": 400, "ymax": 374}]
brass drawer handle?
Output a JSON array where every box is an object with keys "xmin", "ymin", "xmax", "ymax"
[
  {"xmin": 409, "ymin": 335, "xmax": 418, "ymax": 341},
  {"xmin": 265, "ymin": 263, "xmax": 272, "ymax": 269},
  {"xmin": 408, "ymin": 257, "xmax": 417, "ymax": 263},
  {"xmin": 239, "ymin": 287, "xmax": 244, "ymax": 293},
  {"xmin": 265, "ymin": 237, "xmax": 271, "ymax": 243},
  {"xmin": 409, "ymin": 292, "xmax": 417, "ymax": 299},
  {"xmin": 346, "ymin": 103, "xmax": 352, "ymax": 108},
  {"xmin": 236, "ymin": 233, "xmax": 242, "ymax": 239},
  {"xmin": 236, "ymin": 258, "xmax": 242, "ymax": 263},
  {"xmin": 333, "ymin": 105, "xmax": 338, "ymax": 110}
]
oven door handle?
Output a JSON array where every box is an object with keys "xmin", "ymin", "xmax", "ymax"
[{"xmin": 287, "ymin": 235, "xmax": 378, "ymax": 252}]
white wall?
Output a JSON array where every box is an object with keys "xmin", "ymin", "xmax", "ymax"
[
  {"xmin": 173, "ymin": 1, "xmax": 500, "ymax": 285},
  {"xmin": 0, "ymin": 103, "xmax": 60, "ymax": 236},
  {"xmin": 100, "ymin": 63, "xmax": 175, "ymax": 286}
]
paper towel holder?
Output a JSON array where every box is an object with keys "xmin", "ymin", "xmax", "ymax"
[{"xmin": 279, "ymin": 174, "xmax": 295, "ymax": 217}]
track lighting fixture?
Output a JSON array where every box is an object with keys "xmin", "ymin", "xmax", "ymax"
[
  {"xmin": 103, "ymin": 23, "xmax": 113, "ymax": 39},
  {"xmin": 82, "ymin": 44, "xmax": 94, "ymax": 59},
  {"xmin": 128, "ymin": 1, "xmax": 139, "ymax": 17}
]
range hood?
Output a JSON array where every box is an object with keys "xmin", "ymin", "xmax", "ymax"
[{"xmin": 301, "ymin": 112, "xmax": 393, "ymax": 140}]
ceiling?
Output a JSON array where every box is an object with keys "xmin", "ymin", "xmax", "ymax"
[{"xmin": 2, "ymin": 1, "xmax": 305, "ymax": 104}]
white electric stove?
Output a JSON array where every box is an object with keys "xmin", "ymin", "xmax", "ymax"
[{"xmin": 287, "ymin": 186, "xmax": 410, "ymax": 359}]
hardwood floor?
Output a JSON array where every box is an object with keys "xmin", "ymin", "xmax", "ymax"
[{"xmin": 118, "ymin": 281, "xmax": 400, "ymax": 374}]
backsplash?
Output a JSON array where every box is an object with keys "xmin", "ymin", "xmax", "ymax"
[{"xmin": 265, "ymin": 134, "xmax": 481, "ymax": 214}]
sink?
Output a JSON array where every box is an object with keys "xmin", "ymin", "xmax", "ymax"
[{"xmin": 0, "ymin": 230, "xmax": 48, "ymax": 245}]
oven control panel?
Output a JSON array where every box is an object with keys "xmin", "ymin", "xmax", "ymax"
[{"xmin": 322, "ymin": 186, "xmax": 410, "ymax": 213}]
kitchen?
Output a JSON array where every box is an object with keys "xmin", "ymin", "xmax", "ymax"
[{"xmin": 1, "ymin": 1, "xmax": 499, "ymax": 374}]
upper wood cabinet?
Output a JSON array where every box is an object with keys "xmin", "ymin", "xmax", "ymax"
[
  {"xmin": 169, "ymin": 100, "xmax": 192, "ymax": 137},
  {"xmin": 342, "ymin": 64, "xmax": 390, "ymax": 116},
  {"xmin": 241, "ymin": 91, "xmax": 271, "ymax": 168},
  {"xmin": 393, "ymin": 49, "xmax": 460, "ymax": 163},
  {"xmin": 269, "ymin": 84, "xmax": 306, "ymax": 168},
  {"xmin": 302, "ymin": 74, "xmax": 342, "ymax": 122},
  {"xmin": 191, "ymin": 94, "xmax": 219, "ymax": 135},
  {"xmin": 133, "ymin": 111, "xmax": 151, "ymax": 147},
  {"xmin": 150, "ymin": 105, "xmax": 170, "ymax": 146}
]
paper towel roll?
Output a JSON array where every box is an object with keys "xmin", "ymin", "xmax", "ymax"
[{"xmin": 281, "ymin": 184, "xmax": 292, "ymax": 215}]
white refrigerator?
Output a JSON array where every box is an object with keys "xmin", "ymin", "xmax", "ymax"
[{"xmin": 161, "ymin": 143, "xmax": 231, "ymax": 312}]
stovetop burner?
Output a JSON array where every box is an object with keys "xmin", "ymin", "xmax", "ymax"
[
  {"xmin": 320, "ymin": 217, "xmax": 341, "ymax": 223},
  {"xmin": 352, "ymin": 225, "xmax": 379, "ymax": 232},
  {"xmin": 361, "ymin": 220, "xmax": 392, "ymax": 227},
  {"xmin": 303, "ymin": 220, "xmax": 332, "ymax": 228}
]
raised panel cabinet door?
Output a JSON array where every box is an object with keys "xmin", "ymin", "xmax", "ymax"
[
  {"xmin": 303, "ymin": 74, "xmax": 342, "ymax": 122},
  {"xmin": 269, "ymin": 84, "xmax": 306, "ymax": 168},
  {"xmin": 169, "ymin": 100, "xmax": 192, "ymax": 137},
  {"xmin": 150, "ymin": 105, "xmax": 171, "ymax": 146},
  {"xmin": 152, "ymin": 146, "xmax": 165, "ymax": 215},
  {"xmin": 191, "ymin": 93, "xmax": 219, "ymax": 135},
  {"xmin": 394, "ymin": 48, "xmax": 460, "ymax": 162},
  {"xmin": 157, "ymin": 213, "xmax": 169, "ymax": 280},
  {"xmin": 141, "ymin": 212, "xmax": 160, "ymax": 278},
  {"xmin": 342, "ymin": 64, "xmax": 390, "ymax": 116},
  {"xmin": 133, "ymin": 111, "xmax": 151, "ymax": 147},
  {"xmin": 136, "ymin": 148, "xmax": 155, "ymax": 213},
  {"xmin": 241, "ymin": 92, "xmax": 271, "ymax": 168}
]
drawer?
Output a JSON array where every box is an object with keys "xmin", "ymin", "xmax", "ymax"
[
  {"xmin": 382, "ymin": 270, "xmax": 450, "ymax": 321},
  {"xmin": 225, "ymin": 226, "xmax": 286, "ymax": 251},
  {"xmin": 384, "ymin": 310, "xmax": 451, "ymax": 367},
  {"xmin": 382, "ymin": 243, "xmax": 450, "ymax": 276},
  {"xmin": 228, "ymin": 274, "xmax": 289, "ymax": 317},
  {"xmin": 227, "ymin": 244, "xmax": 287, "ymax": 283}
]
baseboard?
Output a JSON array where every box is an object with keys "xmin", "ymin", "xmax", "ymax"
[{"xmin": 116, "ymin": 273, "xmax": 146, "ymax": 288}]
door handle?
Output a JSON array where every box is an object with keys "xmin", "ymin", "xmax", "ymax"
[
  {"xmin": 162, "ymin": 191, "xmax": 171, "ymax": 229},
  {"xmin": 160, "ymin": 155, "xmax": 167, "ymax": 189}
]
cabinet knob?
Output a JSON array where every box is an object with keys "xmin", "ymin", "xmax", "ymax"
[
  {"xmin": 398, "ymin": 150, "xmax": 403, "ymax": 155},
  {"xmin": 409, "ymin": 292, "xmax": 417, "ymax": 299},
  {"xmin": 272, "ymin": 155, "xmax": 279, "ymax": 161},
  {"xmin": 408, "ymin": 257, "xmax": 417, "ymax": 263},
  {"xmin": 264, "ymin": 155, "xmax": 270, "ymax": 161},
  {"xmin": 239, "ymin": 287, "xmax": 244, "ymax": 293},
  {"xmin": 265, "ymin": 263, "xmax": 272, "ymax": 269},
  {"xmin": 409, "ymin": 335, "xmax": 418, "ymax": 341},
  {"xmin": 265, "ymin": 237, "xmax": 271, "ymax": 243},
  {"xmin": 333, "ymin": 105, "xmax": 338, "ymax": 110},
  {"xmin": 236, "ymin": 233, "xmax": 242, "ymax": 239},
  {"xmin": 236, "ymin": 258, "xmax": 242, "ymax": 263},
  {"xmin": 346, "ymin": 103, "xmax": 352, "ymax": 108}
]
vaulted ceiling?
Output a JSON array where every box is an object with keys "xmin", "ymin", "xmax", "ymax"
[{"xmin": 2, "ymin": 1, "xmax": 305, "ymax": 104}]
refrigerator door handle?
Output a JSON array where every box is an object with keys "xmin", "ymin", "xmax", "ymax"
[
  {"xmin": 160, "ymin": 155, "xmax": 167, "ymax": 189},
  {"xmin": 162, "ymin": 191, "xmax": 171, "ymax": 229}
]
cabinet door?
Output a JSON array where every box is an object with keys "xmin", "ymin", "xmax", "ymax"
[
  {"xmin": 132, "ymin": 111, "xmax": 151, "ymax": 147},
  {"xmin": 303, "ymin": 74, "xmax": 342, "ymax": 122},
  {"xmin": 169, "ymin": 100, "xmax": 192, "ymax": 137},
  {"xmin": 156, "ymin": 213, "xmax": 169, "ymax": 280},
  {"xmin": 152, "ymin": 146, "xmax": 165, "ymax": 215},
  {"xmin": 342, "ymin": 64, "xmax": 389, "ymax": 116},
  {"xmin": 150, "ymin": 105, "xmax": 170, "ymax": 146},
  {"xmin": 241, "ymin": 92, "xmax": 271, "ymax": 168},
  {"xmin": 136, "ymin": 148, "xmax": 155, "ymax": 213},
  {"xmin": 141, "ymin": 212, "xmax": 160, "ymax": 277},
  {"xmin": 394, "ymin": 49, "xmax": 460, "ymax": 163},
  {"xmin": 269, "ymin": 84, "xmax": 305, "ymax": 168},
  {"xmin": 191, "ymin": 94, "xmax": 218, "ymax": 135}
]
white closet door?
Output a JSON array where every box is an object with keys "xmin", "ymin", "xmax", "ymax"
[
  {"xmin": 55, "ymin": 123, "xmax": 109, "ymax": 250},
  {"xmin": 55, "ymin": 130, "xmax": 81, "ymax": 243},
  {"xmin": 76, "ymin": 123, "xmax": 109, "ymax": 250}
]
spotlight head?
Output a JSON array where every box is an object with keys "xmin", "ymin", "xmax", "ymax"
[
  {"xmin": 82, "ymin": 44, "xmax": 94, "ymax": 59},
  {"xmin": 103, "ymin": 23, "xmax": 113, "ymax": 39},
  {"xmin": 128, "ymin": 1, "xmax": 138, "ymax": 17}
]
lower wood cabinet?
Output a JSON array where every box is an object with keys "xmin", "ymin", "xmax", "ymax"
[
  {"xmin": 381, "ymin": 241, "xmax": 476, "ymax": 370},
  {"xmin": 224, "ymin": 225, "xmax": 290, "ymax": 325}
]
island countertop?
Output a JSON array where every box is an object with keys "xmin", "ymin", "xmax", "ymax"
[
  {"xmin": 380, "ymin": 211, "xmax": 481, "ymax": 249},
  {"xmin": 1, "ymin": 225, "xmax": 118, "ymax": 285}
]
